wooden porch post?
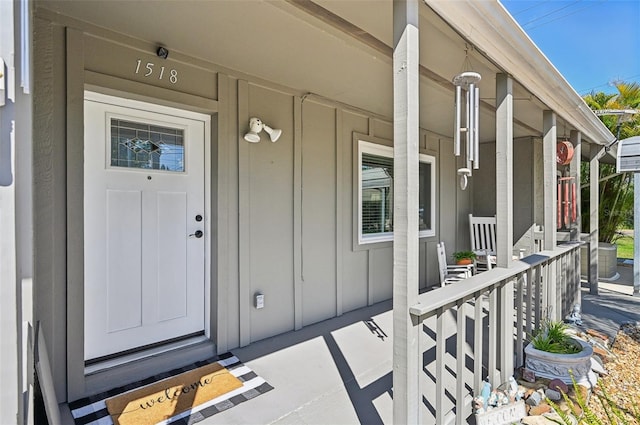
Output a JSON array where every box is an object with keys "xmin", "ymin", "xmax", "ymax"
[
  {"xmin": 495, "ymin": 73, "xmax": 514, "ymax": 382},
  {"xmin": 542, "ymin": 110, "xmax": 558, "ymax": 249},
  {"xmin": 569, "ymin": 131, "xmax": 582, "ymax": 243},
  {"xmin": 495, "ymin": 73, "xmax": 513, "ymax": 269},
  {"xmin": 570, "ymin": 130, "xmax": 582, "ymax": 304},
  {"xmin": 392, "ymin": 0, "xmax": 420, "ymax": 423},
  {"xmin": 543, "ymin": 110, "xmax": 558, "ymax": 319},
  {"xmin": 589, "ymin": 144, "xmax": 600, "ymax": 295}
]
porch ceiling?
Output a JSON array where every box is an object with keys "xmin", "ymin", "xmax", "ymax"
[{"xmin": 38, "ymin": 0, "xmax": 607, "ymax": 146}]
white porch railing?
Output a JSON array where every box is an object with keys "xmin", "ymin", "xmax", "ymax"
[{"xmin": 408, "ymin": 242, "xmax": 581, "ymax": 424}]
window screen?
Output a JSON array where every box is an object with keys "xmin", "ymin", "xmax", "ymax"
[{"xmin": 361, "ymin": 153, "xmax": 394, "ymax": 235}]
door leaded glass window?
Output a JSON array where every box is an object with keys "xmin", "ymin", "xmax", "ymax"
[{"xmin": 110, "ymin": 119, "xmax": 185, "ymax": 172}]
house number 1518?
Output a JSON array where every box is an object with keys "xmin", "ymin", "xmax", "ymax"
[{"xmin": 135, "ymin": 59, "xmax": 178, "ymax": 84}]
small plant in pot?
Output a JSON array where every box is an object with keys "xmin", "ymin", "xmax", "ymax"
[
  {"xmin": 530, "ymin": 319, "xmax": 581, "ymax": 354},
  {"xmin": 452, "ymin": 250, "xmax": 476, "ymax": 265},
  {"xmin": 524, "ymin": 318, "xmax": 594, "ymax": 386}
]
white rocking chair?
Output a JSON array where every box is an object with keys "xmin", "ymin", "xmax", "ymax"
[
  {"xmin": 436, "ymin": 241, "xmax": 474, "ymax": 287},
  {"xmin": 469, "ymin": 214, "xmax": 527, "ymax": 270},
  {"xmin": 468, "ymin": 214, "xmax": 497, "ymax": 272}
]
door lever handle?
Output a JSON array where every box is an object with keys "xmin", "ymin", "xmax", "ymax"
[{"xmin": 189, "ymin": 230, "xmax": 203, "ymax": 238}]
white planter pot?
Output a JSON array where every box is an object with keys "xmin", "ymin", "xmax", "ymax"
[
  {"xmin": 524, "ymin": 339, "xmax": 596, "ymax": 386},
  {"xmin": 580, "ymin": 242, "xmax": 618, "ymax": 280}
]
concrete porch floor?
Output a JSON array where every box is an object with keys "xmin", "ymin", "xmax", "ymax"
[
  {"xmin": 60, "ymin": 270, "xmax": 640, "ymax": 425},
  {"xmin": 202, "ymin": 300, "xmax": 395, "ymax": 425}
]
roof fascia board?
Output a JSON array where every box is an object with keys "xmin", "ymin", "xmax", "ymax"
[{"xmin": 425, "ymin": 0, "xmax": 614, "ymax": 145}]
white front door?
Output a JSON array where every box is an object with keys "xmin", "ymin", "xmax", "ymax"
[{"xmin": 83, "ymin": 92, "xmax": 209, "ymax": 361}]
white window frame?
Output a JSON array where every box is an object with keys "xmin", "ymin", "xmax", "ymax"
[{"xmin": 358, "ymin": 140, "xmax": 436, "ymax": 245}]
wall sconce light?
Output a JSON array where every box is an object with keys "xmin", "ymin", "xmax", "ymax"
[{"xmin": 244, "ymin": 117, "xmax": 282, "ymax": 143}]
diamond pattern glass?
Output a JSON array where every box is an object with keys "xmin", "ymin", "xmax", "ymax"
[{"xmin": 110, "ymin": 119, "xmax": 185, "ymax": 172}]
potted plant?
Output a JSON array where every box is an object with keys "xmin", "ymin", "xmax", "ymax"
[
  {"xmin": 524, "ymin": 318, "xmax": 595, "ymax": 386},
  {"xmin": 452, "ymin": 250, "xmax": 477, "ymax": 265},
  {"xmin": 530, "ymin": 320, "xmax": 581, "ymax": 354}
]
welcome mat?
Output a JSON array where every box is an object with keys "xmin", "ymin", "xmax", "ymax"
[
  {"xmin": 69, "ymin": 353, "xmax": 273, "ymax": 425},
  {"xmin": 106, "ymin": 362, "xmax": 242, "ymax": 425}
]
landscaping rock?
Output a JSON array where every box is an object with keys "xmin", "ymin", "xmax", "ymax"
[
  {"xmin": 570, "ymin": 384, "xmax": 589, "ymax": 403},
  {"xmin": 528, "ymin": 403, "xmax": 552, "ymax": 416},
  {"xmin": 592, "ymin": 338, "xmax": 618, "ymax": 360},
  {"xmin": 590, "ymin": 357, "xmax": 607, "ymax": 375},
  {"xmin": 521, "ymin": 414, "xmax": 558, "ymax": 425},
  {"xmin": 591, "ymin": 353, "xmax": 604, "ymax": 369},
  {"xmin": 586, "ymin": 328, "xmax": 610, "ymax": 346},
  {"xmin": 592, "ymin": 345, "xmax": 611, "ymax": 363},
  {"xmin": 544, "ymin": 388, "xmax": 561, "ymax": 401},
  {"xmin": 520, "ymin": 412, "xmax": 578, "ymax": 425},
  {"xmin": 548, "ymin": 379, "xmax": 568, "ymax": 394},
  {"xmin": 543, "ymin": 412, "xmax": 578, "ymax": 425},
  {"xmin": 526, "ymin": 391, "xmax": 543, "ymax": 406}
]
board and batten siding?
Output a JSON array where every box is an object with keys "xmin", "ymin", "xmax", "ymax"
[
  {"xmin": 235, "ymin": 85, "xmax": 470, "ymax": 344},
  {"xmin": 300, "ymin": 99, "xmax": 338, "ymax": 325},
  {"xmin": 240, "ymin": 83, "xmax": 296, "ymax": 343}
]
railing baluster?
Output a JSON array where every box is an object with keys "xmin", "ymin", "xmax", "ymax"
[
  {"xmin": 534, "ymin": 265, "xmax": 541, "ymax": 332},
  {"xmin": 574, "ymin": 243, "xmax": 581, "ymax": 305},
  {"xmin": 488, "ymin": 285, "xmax": 498, "ymax": 384},
  {"xmin": 559, "ymin": 255, "xmax": 565, "ymax": 316},
  {"xmin": 543, "ymin": 262, "xmax": 549, "ymax": 319},
  {"xmin": 474, "ymin": 290, "xmax": 483, "ymax": 396},
  {"xmin": 525, "ymin": 268, "xmax": 533, "ymax": 337},
  {"xmin": 436, "ymin": 307, "xmax": 445, "ymax": 425},
  {"xmin": 456, "ymin": 300, "xmax": 465, "ymax": 425},
  {"xmin": 516, "ymin": 273, "xmax": 524, "ymax": 367},
  {"xmin": 499, "ymin": 278, "xmax": 514, "ymax": 383},
  {"xmin": 560, "ymin": 255, "xmax": 564, "ymax": 314}
]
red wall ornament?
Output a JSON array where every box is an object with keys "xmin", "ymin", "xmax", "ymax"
[{"xmin": 556, "ymin": 141, "xmax": 574, "ymax": 165}]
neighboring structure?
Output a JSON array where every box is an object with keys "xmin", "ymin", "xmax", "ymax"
[{"xmin": 1, "ymin": 0, "xmax": 614, "ymax": 423}]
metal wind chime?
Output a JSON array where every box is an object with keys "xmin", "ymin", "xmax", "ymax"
[{"xmin": 453, "ymin": 50, "xmax": 481, "ymax": 190}]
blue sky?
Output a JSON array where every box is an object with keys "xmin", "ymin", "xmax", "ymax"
[{"xmin": 500, "ymin": 0, "xmax": 640, "ymax": 95}]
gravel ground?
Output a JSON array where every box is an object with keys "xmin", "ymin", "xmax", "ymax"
[{"xmin": 587, "ymin": 323, "xmax": 640, "ymax": 424}]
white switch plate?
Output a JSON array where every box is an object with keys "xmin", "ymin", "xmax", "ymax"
[{"xmin": 255, "ymin": 294, "xmax": 265, "ymax": 309}]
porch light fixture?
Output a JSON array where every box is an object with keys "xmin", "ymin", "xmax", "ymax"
[
  {"xmin": 453, "ymin": 70, "xmax": 481, "ymax": 190},
  {"xmin": 243, "ymin": 117, "xmax": 282, "ymax": 143}
]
